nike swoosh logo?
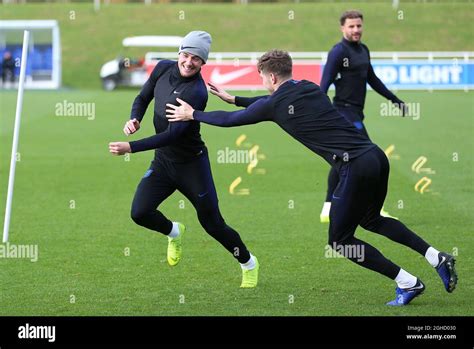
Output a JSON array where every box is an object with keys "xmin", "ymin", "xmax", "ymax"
[
  {"xmin": 408, "ymin": 283, "xmax": 424, "ymax": 291},
  {"xmin": 198, "ymin": 192, "xmax": 208, "ymax": 198},
  {"xmin": 210, "ymin": 67, "xmax": 254, "ymax": 84},
  {"xmin": 332, "ymin": 194, "xmax": 341, "ymax": 200},
  {"xmin": 438, "ymin": 256, "xmax": 446, "ymax": 267},
  {"xmin": 173, "ymin": 91, "xmax": 180, "ymax": 94},
  {"xmin": 180, "ymin": 45, "xmax": 199, "ymax": 51}
]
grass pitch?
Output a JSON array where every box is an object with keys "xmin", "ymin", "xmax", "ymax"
[{"xmin": 0, "ymin": 89, "xmax": 472, "ymax": 315}]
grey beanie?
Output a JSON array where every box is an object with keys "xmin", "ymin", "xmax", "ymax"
[{"xmin": 178, "ymin": 31, "xmax": 212, "ymax": 63}]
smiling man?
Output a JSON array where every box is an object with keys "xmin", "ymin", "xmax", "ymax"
[
  {"xmin": 166, "ymin": 49, "xmax": 458, "ymax": 305},
  {"xmin": 108, "ymin": 31, "xmax": 259, "ymax": 288}
]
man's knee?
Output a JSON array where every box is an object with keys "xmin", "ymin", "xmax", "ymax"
[
  {"xmin": 197, "ymin": 208, "xmax": 225, "ymax": 234},
  {"xmin": 130, "ymin": 205, "xmax": 151, "ymax": 225},
  {"xmin": 360, "ymin": 215, "xmax": 383, "ymax": 231},
  {"xmin": 328, "ymin": 230, "xmax": 353, "ymax": 247}
]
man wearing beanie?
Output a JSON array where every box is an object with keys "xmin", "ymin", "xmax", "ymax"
[{"xmin": 109, "ymin": 31, "xmax": 259, "ymax": 288}]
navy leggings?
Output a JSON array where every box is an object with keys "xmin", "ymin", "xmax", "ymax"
[
  {"xmin": 328, "ymin": 146, "xmax": 430, "ymax": 279},
  {"xmin": 131, "ymin": 152, "xmax": 251, "ymax": 264},
  {"xmin": 326, "ymin": 107, "xmax": 369, "ymax": 202}
]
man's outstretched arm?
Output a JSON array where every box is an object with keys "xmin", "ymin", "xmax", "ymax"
[
  {"xmin": 109, "ymin": 122, "xmax": 192, "ymax": 155},
  {"xmin": 166, "ymin": 97, "xmax": 273, "ymax": 127},
  {"xmin": 367, "ymin": 64, "xmax": 409, "ymax": 116},
  {"xmin": 208, "ymin": 82, "xmax": 268, "ymax": 108}
]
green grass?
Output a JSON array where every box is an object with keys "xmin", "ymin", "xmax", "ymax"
[
  {"xmin": 0, "ymin": 89, "xmax": 473, "ymax": 315},
  {"xmin": 1, "ymin": 2, "xmax": 473, "ymax": 88}
]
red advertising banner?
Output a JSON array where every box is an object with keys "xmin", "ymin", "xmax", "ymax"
[
  {"xmin": 201, "ymin": 61, "xmax": 322, "ymax": 90},
  {"xmin": 146, "ymin": 60, "xmax": 322, "ymax": 90}
]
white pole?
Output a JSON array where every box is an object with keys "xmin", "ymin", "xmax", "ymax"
[{"xmin": 2, "ymin": 30, "xmax": 29, "ymax": 243}]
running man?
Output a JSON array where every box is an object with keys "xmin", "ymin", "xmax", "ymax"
[
  {"xmin": 108, "ymin": 31, "xmax": 259, "ymax": 288},
  {"xmin": 166, "ymin": 49, "xmax": 457, "ymax": 305},
  {"xmin": 319, "ymin": 10, "xmax": 407, "ymax": 223}
]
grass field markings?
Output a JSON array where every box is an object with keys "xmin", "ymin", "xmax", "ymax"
[
  {"xmin": 224, "ymin": 136, "xmax": 267, "ymax": 193},
  {"xmin": 229, "ymin": 177, "xmax": 249, "ymax": 196},
  {"xmin": 384, "ymin": 144, "xmax": 400, "ymax": 160},
  {"xmin": 452, "ymin": 152, "xmax": 459, "ymax": 162},
  {"xmin": 414, "ymin": 176, "xmax": 432, "ymax": 194},
  {"xmin": 289, "ymin": 294, "xmax": 295, "ymax": 304},
  {"xmin": 69, "ymin": 200, "xmax": 76, "ymax": 209},
  {"xmin": 235, "ymin": 134, "xmax": 253, "ymax": 148},
  {"xmin": 124, "ymin": 247, "xmax": 130, "ymax": 257},
  {"xmin": 179, "ymin": 294, "xmax": 185, "ymax": 304},
  {"xmin": 178, "ymin": 10, "xmax": 185, "ymax": 21},
  {"xmin": 411, "ymin": 156, "xmax": 435, "ymax": 174},
  {"xmin": 235, "ymin": 134, "xmax": 246, "ymax": 147},
  {"xmin": 70, "ymin": 295, "xmax": 76, "ymax": 304},
  {"xmin": 178, "ymin": 199, "xmax": 185, "ymax": 209},
  {"xmin": 247, "ymin": 145, "xmax": 266, "ymax": 174}
]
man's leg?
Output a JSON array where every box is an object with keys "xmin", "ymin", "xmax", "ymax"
[
  {"xmin": 130, "ymin": 165, "xmax": 176, "ymax": 234},
  {"xmin": 329, "ymin": 160, "xmax": 402, "ymax": 280},
  {"xmin": 176, "ymin": 153, "xmax": 258, "ymax": 287},
  {"xmin": 320, "ymin": 167, "xmax": 338, "ymax": 223},
  {"xmin": 329, "ymin": 150, "xmax": 425, "ymax": 305},
  {"xmin": 130, "ymin": 161, "xmax": 186, "ymax": 266},
  {"xmin": 320, "ymin": 107, "xmax": 370, "ymax": 223},
  {"xmin": 359, "ymin": 147, "xmax": 457, "ymax": 293}
]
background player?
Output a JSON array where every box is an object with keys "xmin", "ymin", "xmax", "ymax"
[{"xmin": 319, "ymin": 10, "xmax": 407, "ymax": 223}]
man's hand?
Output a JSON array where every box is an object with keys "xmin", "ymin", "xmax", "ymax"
[
  {"xmin": 166, "ymin": 98, "xmax": 195, "ymax": 122},
  {"xmin": 109, "ymin": 142, "xmax": 131, "ymax": 155},
  {"xmin": 123, "ymin": 118, "xmax": 140, "ymax": 135},
  {"xmin": 208, "ymin": 82, "xmax": 235, "ymax": 104},
  {"xmin": 393, "ymin": 100, "xmax": 409, "ymax": 117}
]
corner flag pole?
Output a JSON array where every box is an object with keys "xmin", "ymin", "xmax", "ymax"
[{"xmin": 3, "ymin": 30, "xmax": 29, "ymax": 243}]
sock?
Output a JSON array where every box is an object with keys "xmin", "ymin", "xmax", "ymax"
[
  {"xmin": 425, "ymin": 246, "xmax": 441, "ymax": 267},
  {"xmin": 395, "ymin": 268, "xmax": 417, "ymax": 289},
  {"xmin": 167, "ymin": 222, "xmax": 180, "ymax": 238},
  {"xmin": 240, "ymin": 254, "xmax": 256, "ymax": 270},
  {"xmin": 321, "ymin": 202, "xmax": 331, "ymax": 216}
]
